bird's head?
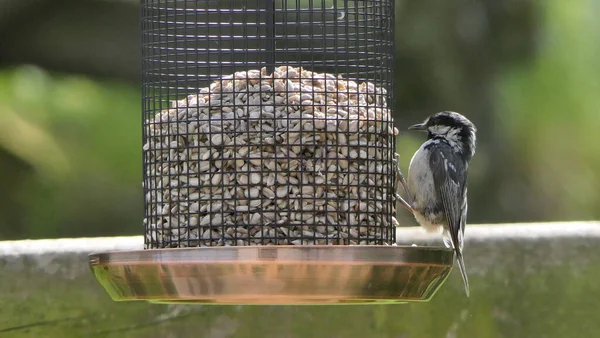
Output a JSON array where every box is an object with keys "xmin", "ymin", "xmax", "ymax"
[{"xmin": 409, "ymin": 111, "xmax": 477, "ymax": 159}]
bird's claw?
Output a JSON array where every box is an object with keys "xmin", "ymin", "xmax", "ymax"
[
  {"xmin": 393, "ymin": 153, "xmax": 414, "ymax": 215},
  {"xmin": 395, "ymin": 193, "xmax": 414, "ymax": 214}
]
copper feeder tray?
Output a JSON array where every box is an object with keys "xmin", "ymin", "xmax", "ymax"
[{"xmin": 89, "ymin": 245, "xmax": 453, "ymax": 305}]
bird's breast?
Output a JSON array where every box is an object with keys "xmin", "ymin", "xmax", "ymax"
[
  {"xmin": 407, "ymin": 147, "xmax": 435, "ymax": 208},
  {"xmin": 407, "ymin": 147, "xmax": 443, "ymax": 232}
]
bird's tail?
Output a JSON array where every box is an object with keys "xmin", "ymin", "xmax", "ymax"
[{"xmin": 456, "ymin": 249, "xmax": 470, "ymax": 297}]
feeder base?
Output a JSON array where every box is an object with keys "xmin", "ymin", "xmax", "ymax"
[{"xmin": 89, "ymin": 245, "xmax": 453, "ymax": 305}]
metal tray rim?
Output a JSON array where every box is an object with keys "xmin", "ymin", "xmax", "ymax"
[{"xmin": 89, "ymin": 246, "xmax": 454, "ymax": 305}]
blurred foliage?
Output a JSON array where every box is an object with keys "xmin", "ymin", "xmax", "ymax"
[
  {"xmin": 0, "ymin": 66, "xmax": 142, "ymax": 240},
  {"xmin": 0, "ymin": 0, "xmax": 598, "ymax": 240},
  {"xmin": 492, "ymin": 0, "xmax": 600, "ymax": 221}
]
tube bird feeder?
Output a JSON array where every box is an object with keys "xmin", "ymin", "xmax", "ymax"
[{"xmin": 89, "ymin": 0, "xmax": 453, "ymax": 305}]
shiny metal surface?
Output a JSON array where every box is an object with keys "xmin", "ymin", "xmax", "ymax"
[{"xmin": 89, "ymin": 245, "xmax": 453, "ymax": 305}]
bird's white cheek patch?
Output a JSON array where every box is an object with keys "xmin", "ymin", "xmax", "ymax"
[{"xmin": 428, "ymin": 125, "xmax": 450, "ymax": 135}]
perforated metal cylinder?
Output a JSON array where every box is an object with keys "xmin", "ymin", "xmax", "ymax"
[{"xmin": 142, "ymin": 0, "xmax": 397, "ymax": 249}]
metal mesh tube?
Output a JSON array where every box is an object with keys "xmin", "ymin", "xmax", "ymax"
[{"xmin": 142, "ymin": 0, "xmax": 397, "ymax": 248}]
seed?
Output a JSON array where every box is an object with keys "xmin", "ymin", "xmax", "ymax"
[
  {"xmin": 237, "ymin": 174, "xmax": 249, "ymax": 185},
  {"xmin": 143, "ymin": 66, "xmax": 398, "ymax": 248},
  {"xmin": 245, "ymin": 187, "xmax": 260, "ymax": 199},
  {"xmin": 276, "ymin": 186, "xmax": 289, "ymax": 198},
  {"xmin": 250, "ymin": 173, "xmax": 261, "ymax": 184},
  {"xmin": 263, "ymin": 187, "xmax": 275, "ymax": 199}
]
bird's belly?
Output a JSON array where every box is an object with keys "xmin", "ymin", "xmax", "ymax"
[
  {"xmin": 413, "ymin": 212, "xmax": 443, "ymax": 233},
  {"xmin": 407, "ymin": 150, "xmax": 436, "ymax": 210},
  {"xmin": 408, "ymin": 149, "xmax": 444, "ymax": 232}
]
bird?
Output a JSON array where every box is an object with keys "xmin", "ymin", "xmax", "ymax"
[{"xmin": 406, "ymin": 111, "xmax": 477, "ymax": 297}]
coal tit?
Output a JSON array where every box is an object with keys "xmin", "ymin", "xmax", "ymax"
[{"xmin": 407, "ymin": 111, "xmax": 477, "ymax": 297}]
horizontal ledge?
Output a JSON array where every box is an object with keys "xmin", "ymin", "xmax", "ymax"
[
  {"xmin": 1, "ymin": 221, "xmax": 598, "ymax": 257},
  {"xmin": 396, "ymin": 220, "xmax": 600, "ymax": 244},
  {"xmin": 0, "ymin": 236, "xmax": 142, "ymax": 257}
]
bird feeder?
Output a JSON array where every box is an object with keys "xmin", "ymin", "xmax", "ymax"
[{"xmin": 89, "ymin": 0, "xmax": 453, "ymax": 305}]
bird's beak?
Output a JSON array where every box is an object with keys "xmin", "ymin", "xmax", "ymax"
[{"xmin": 408, "ymin": 123, "xmax": 426, "ymax": 131}]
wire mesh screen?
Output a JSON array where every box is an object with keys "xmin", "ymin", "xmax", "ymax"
[{"xmin": 142, "ymin": 0, "xmax": 398, "ymax": 248}]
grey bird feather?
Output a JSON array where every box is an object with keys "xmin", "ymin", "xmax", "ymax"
[{"xmin": 431, "ymin": 145, "xmax": 470, "ymax": 296}]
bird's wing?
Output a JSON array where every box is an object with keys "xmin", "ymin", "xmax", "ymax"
[
  {"xmin": 428, "ymin": 143, "xmax": 468, "ymax": 250},
  {"xmin": 429, "ymin": 142, "xmax": 470, "ymax": 296}
]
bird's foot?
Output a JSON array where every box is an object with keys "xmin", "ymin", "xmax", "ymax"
[{"xmin": 393, "ymin": 153, "xmax": 414, "ymax": 215}]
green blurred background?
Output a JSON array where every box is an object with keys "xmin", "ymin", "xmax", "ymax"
[{"xmin": 0, "ymin": 0, "xmax": 598, "ymax": 241}]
